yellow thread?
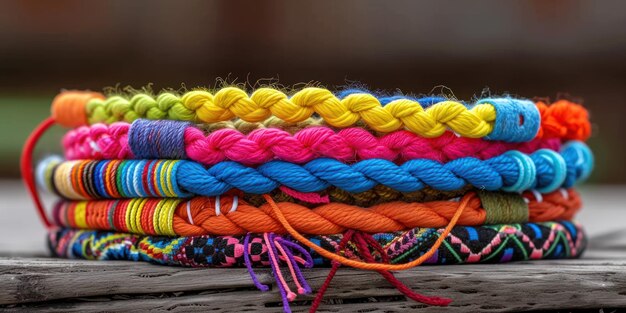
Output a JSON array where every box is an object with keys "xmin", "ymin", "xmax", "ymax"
[
  {"xmin": 74, "ymin": 202, "xmax": 88, "ymax": 229},
  {"xmin": 166, "ymin": 161, "xmax": 178, "ymax": 197},
  {"xmin": 163, "ymin": 199, "xmax": 180, "ymax": 236},
  {"xmin": 152, "ymin": 200, "xmax": 163, "ymax": 235},
  {"xmin": 157, "ymin": 199, "xmax": 171, "ymax": 236},
  {"xmin": 138, "ymin": 236, "xmax": 182, "ymax": 256},
  {"xmin": 125, "ymin": 199, "xmax": 135, "ymax": 233},
  {"xmin": 92, "ymin": 233, "xmax": 129, "ymax": 255},
  {"xmin": 161, "ymin": 161, "xmax": 176, "ymax": 197},
  {"xmin": 88, "ymin": 87, "xmax": 496, "ymax": 137},
  {"xmin": 133, "ymin": 198, "xmax": 148, "ymax": 234}
]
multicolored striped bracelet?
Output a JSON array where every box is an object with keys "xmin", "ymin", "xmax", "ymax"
[
  {"xmin": 39, "ymin": 142, "xmax": 593, "ymax": 200},
  {"xmin": 50, "ymin": 190, "xmax": 580, "ymax": 236}
]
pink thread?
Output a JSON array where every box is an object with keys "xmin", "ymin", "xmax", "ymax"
[
  {"xmin": 264, "ymin": 233, "xmax": 297, "ymax": 302},
  {"xmin": 63, "ymin": 122, "xmax": 133, "ymax": 160},
  {"xmin": 63, "ymin": 123, "xmax": 562, "ymax": 164},
  {"xmin": 279, "ymin": 186, "xmax": 330, "ymax": 204},
  {"xmin": 274, "ymin": 239, "xmax": 306, "ymax": 295}
]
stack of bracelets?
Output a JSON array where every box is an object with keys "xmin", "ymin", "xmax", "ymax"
[{"xmin": 21, "ymin": 86, "xmax": 593, "ymax": 312}]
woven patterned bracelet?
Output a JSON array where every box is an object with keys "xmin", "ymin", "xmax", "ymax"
[
  {"xmin": 49, "ymin": 220, "xmax": 586, "ymax": 270},
  {"xmin": 63, "ymin": 120, "xmax": 562, "ymax": 165},
  {"xmin": 50, "ymin": 190, "xmax": 580, "ymax": 236},
  {"xmin": 51, "ymin": 89, "xmax": 590, "ymax": 142}
]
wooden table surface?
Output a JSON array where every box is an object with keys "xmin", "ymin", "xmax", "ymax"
[{"xmin": 1, "ymin": 180, "xmax": 625, "ymax": 312}]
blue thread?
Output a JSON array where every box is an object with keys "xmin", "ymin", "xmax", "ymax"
[
  {"xmin": 127, "ymin": 160, "xmax": 139, "ymax": 197},
  {"xmin": 528, "ymin": 223, "xmax": 542, "ymax": 239},
  {"xmin": 500, "ymin": 248, "xmax": 514, "ymax": 263},
  {"xmin": 561, "ymin": 141, "xmax": 594, "ymax": 187},
  {"xmin": 336, "ymin": 89, "xmax": 371, "ymax": 99},
  {"xmin": 45, "ymin": 141, "xmax": 592, "ymax": 198},
  {"xmin": 478, "ymin": 98, "xmax": 540, "ymax": 142},
  {"xmin": 132, "ymin": 160, "xmax": 147, "ymax": 197},
  {"xmin": 379, "ymin": 95, "xmax": 417, "ymax": 106},
  {"xmin": 465, "ymin": 227, "xmax": 479, "ymax": 241},
  {"xmin": 174, "ymin": 143, "xmax": 588, "ymax": 196},
  {"xmin": 562, "ymin": 220, "xmax": 577, "ymax": 239},
  {"xmin": 145, "ymin": 160, "xmax": 157, "ymax": 197},
  {"xmin": 533, "ymin": 149, "xmax": 567, "ymax": 193},
  {"xmin": 501, "ymin": 151, "xmax": 536, "ymax": 192},
  {"xmin": 416, "ymin": 96, "xmax": 448, "ymax": 107},
  {"xmin": 129, "ymin": 119, "xmax": 189, "ymax": 160},
  {"xmin": 94, "ymin": 161, "xmax": 107, "ymax": 198}
]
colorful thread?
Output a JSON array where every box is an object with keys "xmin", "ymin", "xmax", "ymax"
[
  {"xmin": 51, "ymin": 189, "xmax": 580, "ymax": 236},
  {"xmin": 63, "ymin": 120, "xmax": 562, "ymax": 165},
  {"xmin": 42, "ymin": 142, "xmax": 593, "ymax": 199},
  {"xmin": 20, "ymin": 85, "xmax": 593, "ymax": 313},
  {"xmin": 50, "ymin": 89, "xmax": 592, "ymax": 143},
  {"xmin": 48, "ymin": 221, "xmax": 586, "ymax": 267}
]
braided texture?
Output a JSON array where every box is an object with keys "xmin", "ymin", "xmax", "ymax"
[
  {"xmin": 63, "ymin": 120, "xmax": 561, "ymax": 165},
  {"xmin": 48, "ymin": 221, "xmax": 586, "ymax": 267},
  {"xmin": 51, "ymin": 190, "xmax": 580, "ymax": 236},
  {"xmin": 52, "ymin": 89, "xmax": 591, "ymax": 142},
  {"xmin": 42, "ymin": 141, "xmax": 593, "ymax": 200}
]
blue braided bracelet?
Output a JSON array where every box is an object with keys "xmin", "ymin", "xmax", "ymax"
[{"xmin": 41, "ymin": 141, "xmax": 592, "ymax": 200}]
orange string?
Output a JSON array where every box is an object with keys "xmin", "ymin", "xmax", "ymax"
[
  {"xmin": 175, "ymin": 193, "xmax": 486, "ymax": 236},
  {"xmin": 171, "ymin": 190, "xmax": 578, "ymax": 236},
  {"xmin": 262, "ymin": 193, "xmax": 470, "ymax": 271}
]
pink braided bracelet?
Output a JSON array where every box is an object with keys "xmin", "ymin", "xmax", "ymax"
[{"xmin": 62, "ymin": 121, "xmax": 561, "ymax": 165}]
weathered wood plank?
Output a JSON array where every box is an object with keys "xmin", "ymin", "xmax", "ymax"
[
  {"xmin": 2, "ymin": 183, "xmax": 626, "ymax": 311},
  {"xmin": 1, "ymin": 254, "xmax": 626, "ymax": 312}
]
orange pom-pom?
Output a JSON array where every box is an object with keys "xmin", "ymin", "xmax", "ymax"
[{"xmin": 51, "ymin": 91, "xmax": 105, "ymax": 127}]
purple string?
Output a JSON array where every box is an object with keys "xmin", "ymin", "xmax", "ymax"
[
  {"xmin": 243, "ymin": 233, "xmax": 270, "ymax": 291},
  {"xmin": 266, "ymin": 233, "xmax": 291, "ymax": 313},
  {"xmin": 276, "ymin": 238, "xmax": 314, "ymax": 268},
  {"xmin": 275, "ymin": 238, "xmax": 312, "ymax": 294},
  {"xmin": 244, "ymin": 233, "xmax": 314, "ymax": 312},
  {"xmin": 128, "ymin": 119, "xmax": 189, "ymax": 159}
]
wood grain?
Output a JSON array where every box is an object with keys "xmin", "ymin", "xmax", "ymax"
[{"xmin": 1, "ymin": 249, "xmax": 625, "ymax": 312}]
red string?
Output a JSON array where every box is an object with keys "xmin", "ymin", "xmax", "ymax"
[
  {"xmin": 354, "ymin": 232, "xmax": 452, "ymax": 306},
  {"xmin": 21, "ymin": 117, "xmax": 56, "ymax": 229},
  {"xmin": 309, "ymin": 230, "xmax": 355, "ymax": 312},
  {"xmin": 310, "ymin": 230, "xmax": 452, "ymax": 312}
]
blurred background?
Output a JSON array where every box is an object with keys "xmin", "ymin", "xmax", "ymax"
[
  {"xmin": 1, "ymin": 0, "xmax": 625, "ymax": 181},
  {"xmin": 0, "ymin": 0, "xmax": 625, "ymax": 254}
]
